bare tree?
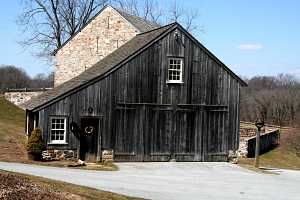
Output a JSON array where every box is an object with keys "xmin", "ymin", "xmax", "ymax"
[
  {"xmin": 0, "ymin": 65, "xmax": 31, "ymax": 91},
  {"xmin": 0, "ymin": 65, "xmax": 54, "ymax": 91},
  {"xmin": 240, "ymin": 74, "xmax": 300, "ymax": 127},
  {"xmin": 18, "ymin": 0, "xmax": 109, "ymax": 57},
  {"xmin": 19, "ymin": 0, "xmax": 202, "ymax": 58}
]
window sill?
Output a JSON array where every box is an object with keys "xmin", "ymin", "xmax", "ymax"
[
  {"xmin": 166, "ymin": 81, "xmax": 184, "ymax": 84},
  {"xmin": 48, "ymin": 142, "xmax": 68, "ymax": 145}
]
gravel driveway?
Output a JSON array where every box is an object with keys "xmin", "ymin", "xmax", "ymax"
[{"xmin": 0, "ymin": 161, "xmax": 299, "ymax": 200}]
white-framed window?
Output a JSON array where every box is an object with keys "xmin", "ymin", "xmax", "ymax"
[
  {"xmin": 167, "ymin": 58, "xmax": 183, "ymax": 83},
  {"xmin": 50, "ymin": 117, "xmax": 67, "ymax": 144}
]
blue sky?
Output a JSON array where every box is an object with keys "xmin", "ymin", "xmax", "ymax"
[{"xmin": 0, "ymin": 0, "xmax": 299, "ymax": 78}]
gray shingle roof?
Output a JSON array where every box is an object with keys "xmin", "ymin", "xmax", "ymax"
[
  {"xmin": 116, "ymin": 9, "xmax": 160, "ymax": 32},
  {"xmin": 26, "ymin": 24, "xmax": 175, "ymax": 111}
]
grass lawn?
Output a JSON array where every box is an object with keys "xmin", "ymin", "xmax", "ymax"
[
  {"xmin": 0, "ymin": 95, "xmax": 117, "ymax": 171},
  {"xmin": 0, "ymin": 169, "xmax": 143, "ymax": 200},
  {"xmin": 239, "ymin": 128, "xmax": 300, "ymax": 170}
]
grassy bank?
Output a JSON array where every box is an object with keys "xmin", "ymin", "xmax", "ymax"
[{"xmin": 0, "ymin": 170, "xmax": 143, "ymax": 200}]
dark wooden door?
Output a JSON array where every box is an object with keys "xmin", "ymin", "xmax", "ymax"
[
  {"xmin": 205, "ymin": 110, "xmax": 229, "ymax": 161},
  {"xmin": 114, "ymin": 108, "xmax": 143, "ymax": 161},
  {"xmin": 173, "ymin": 110, "xmax": 196, "ymax": 161},
  {"xmin": 80, "ymin": 117, "xmax": 99, "ymax": 162},
  {"xmin": 144, "ymin": 109, "xmax": 172, "ymax": 161}
]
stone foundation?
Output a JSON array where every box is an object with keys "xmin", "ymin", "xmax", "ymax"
[{"xmin": 42, "ymin": 149, "xmax": 77, "ymax": 161}]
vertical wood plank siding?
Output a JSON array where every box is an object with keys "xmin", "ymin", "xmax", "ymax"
[{"xmin": 36, "ymin": 28, "xmax": 241, "ymax": 161}]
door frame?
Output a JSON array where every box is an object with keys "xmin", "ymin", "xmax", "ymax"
[{"xmin": 79, "ymin": 116, "xmax": 102, "ymax": 162}]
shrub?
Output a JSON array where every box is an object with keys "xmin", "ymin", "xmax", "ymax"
[{"xmin": 26, "ymin": 128, "xmax": 45, "ymax": 160}]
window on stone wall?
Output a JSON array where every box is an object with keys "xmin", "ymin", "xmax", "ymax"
[
  {"xmin": 49, "ymin": 117, "xmax": 67, "ymax": 144},
  {"xmin": 167, "ymin": 58, "xmax": 183, "ymax": 83}
]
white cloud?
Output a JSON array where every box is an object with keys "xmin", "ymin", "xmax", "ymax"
[
  {"xmin": 238, "ymin": 44, "xmax": 263, "ymax": 51},
  {"xmin": 288, "ymin": 68, "xmax": 300, "ymax": 77}
]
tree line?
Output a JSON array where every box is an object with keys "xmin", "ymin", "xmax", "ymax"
[
  {"xmin": 241, "ymin": 74, "xmax": 300, "ymax": 127},
  {"xmin": 0, "ymin": 65, "xmax": 53, "ymax": 92}
]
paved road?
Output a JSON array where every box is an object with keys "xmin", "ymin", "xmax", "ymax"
[{"xmin": 0, "ymin": 162, "xmax": 299, "ymax": 200}]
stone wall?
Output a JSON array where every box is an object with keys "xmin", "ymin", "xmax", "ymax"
[
  {"xmin": 4, "ymin": 91, "xmax": 45, "ymax": 109},
  {"xmin": 238, "ymin": 127, "xmax": 279, "ymax": 158},
  {"xmin": 42, "ymin": 149, "xmax": 77, "ymax": 161},
  {"xmin": 54, "ymin": 6, "xmax": 139, "ymax": 87}
]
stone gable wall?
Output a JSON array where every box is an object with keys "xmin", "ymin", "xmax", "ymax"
[{"xmin": 54, "ymin": 6, "xmax": 139, "ymax": 87}]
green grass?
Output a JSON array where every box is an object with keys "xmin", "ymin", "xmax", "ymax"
[
  {"xmin": 0, "ymin": 95, "xmax": 27, "ymax": 161},
  {"xmin": 0, "ymin": 95, "xmax": 25, "ymax": 125}
]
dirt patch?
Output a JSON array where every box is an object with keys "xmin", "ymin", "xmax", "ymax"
[{"xmin": 0, "ymin": 171, "xmax": 81, "ymax": 200}]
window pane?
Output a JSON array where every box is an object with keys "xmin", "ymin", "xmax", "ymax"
[
  {"xmin": 51, "ymin": 131, "xmax": 55, "ymax": 140},
  {"xmin": 50, "ymin": 117, "xmax": 66, "ymax": 142},
  {"xmin": 168, "ymin": 59, "xmax": 182, "ymax": 82}
]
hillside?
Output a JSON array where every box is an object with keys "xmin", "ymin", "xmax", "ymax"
[{"xmin": 0, "ymin": 95, "xmax": 27, "ymax": 162}]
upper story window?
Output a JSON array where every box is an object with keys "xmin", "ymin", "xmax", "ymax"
[
  {"xmin": 50, "ymin": 117, "xmax": 67, "ymax": 144},
  {"xmin": 167, "ymin": 58, "xmax": 183, "ymax": 83}
]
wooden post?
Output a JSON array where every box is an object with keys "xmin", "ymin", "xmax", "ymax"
[
  {"xmin": 255, "ymin": 127, "xmax": 261, "ymax": 168},
  {"xmin": 254, "ymin": 119, "xmax": 264, "ymax": 168}
]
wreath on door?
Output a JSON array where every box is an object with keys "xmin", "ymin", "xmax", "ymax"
[{"xmin": 84, "ymin": 126, "xmax": 95, "ymax": 135}]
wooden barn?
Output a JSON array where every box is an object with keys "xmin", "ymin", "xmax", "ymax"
[{"xmin": 25, "ymin": 23, "xmax": 246, "ymax": 162}]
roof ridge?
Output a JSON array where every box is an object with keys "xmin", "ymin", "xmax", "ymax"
[
  {"xmin": 113, "ymin": 6, "xmax": 160, "ymax": 27},
  {"xmin": 136, "ymin": 22, "xmax": 176, "ymax": 36}
]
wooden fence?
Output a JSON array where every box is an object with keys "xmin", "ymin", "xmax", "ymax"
[{"xmin": 247, "ymin": 129, "xmax": 280, "ymax": 157}]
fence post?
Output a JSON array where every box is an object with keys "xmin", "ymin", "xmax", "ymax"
[{"xmin": 255, "ymin": 118, "xmax": 264, "ymax": 168}]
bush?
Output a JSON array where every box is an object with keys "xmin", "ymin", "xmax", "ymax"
[{"xmin": 26, "ymin": 128, "xmax": 45, "ymax": 160}]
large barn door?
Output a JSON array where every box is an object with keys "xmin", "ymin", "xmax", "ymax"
[
  {"xmin": 205, "ymin": 110, "xmax": 229, "ymax": 161},
  {"xmin": 144, "ymin": 109, "xmax": 172, "ymax": 161},
  {"xmin": 173, "ymin": 110, "xmax": 196, "ymax": 161},
  {"xmin": 114, "ymin": 108, "xmax": 144, "ymax": 161}
]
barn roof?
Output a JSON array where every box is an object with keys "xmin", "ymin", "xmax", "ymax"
[
  {"xmin": 27, "ymin": 22, "xmax": 247, "ymax": 111},
  {"xmin": 52, "ymin": 5, "xmax": 160, "ymax": 55}
]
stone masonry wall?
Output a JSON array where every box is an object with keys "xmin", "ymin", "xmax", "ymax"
[
  {"xmin": 54, "ymin": 6, "xmax": 139, "ymax": 87},
  {"xmin": 42, "ymin": 149, "xmax": 77, "ymax": 161},
  {"xmin": 4, "ymin": 91, "xmax": 45, "ymax": 110}
]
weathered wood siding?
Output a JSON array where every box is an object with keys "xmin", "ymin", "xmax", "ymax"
[{"xmin": 36, "ymin": 28, "xmax": 241, "ymax": 162}]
